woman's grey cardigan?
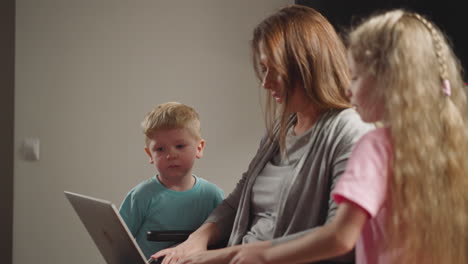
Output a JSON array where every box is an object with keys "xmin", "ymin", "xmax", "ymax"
[{"xmin": 206, "ymin": 108, "xmax": 373, "ymax": 258}]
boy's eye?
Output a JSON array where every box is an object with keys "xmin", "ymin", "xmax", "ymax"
[
  {"xmin": 155, "ymin": 147, "xmax": 164, "ymax": 152},
  {"xmin": 176, "ymin": 144, "xmax": 185, "ymax": 149}
]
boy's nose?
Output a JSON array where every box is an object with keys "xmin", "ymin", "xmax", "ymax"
[{"xmin": 166, "ymin": 151, "xmax": 177, "ymax": 160}]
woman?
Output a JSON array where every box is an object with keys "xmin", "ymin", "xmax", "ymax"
[{"xmin": 153, "ymin": 5, "xmax": 373, "ymax": 264}]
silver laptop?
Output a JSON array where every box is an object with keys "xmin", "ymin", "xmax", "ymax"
[{"xmin": 64, "ymin": 191, "xmax": 153, "ymax": 264}]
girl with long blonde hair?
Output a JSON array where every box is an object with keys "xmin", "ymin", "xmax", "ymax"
[
  {"xmin": 228, "ymin": 9, "xmax": 468, "ymax": 264},
  {"xmin": 347, "ymin": 9, "xmax": 468, "ymax": 263}
]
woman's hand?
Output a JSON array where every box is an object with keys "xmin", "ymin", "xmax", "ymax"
[
  {"xmin": 151, "ymin": 239, "xmax": 207, "ymax": 264},
  {"xmin": 177, "ymin": 247, "xmax": 236, "ymax": 264},
  {"xmin": 152, "ymin": 223, "xmax": 221, "ymax": 264},
  {"xmin": 229, "ymin": 247, "xmax": 268, "ymax": 264}
]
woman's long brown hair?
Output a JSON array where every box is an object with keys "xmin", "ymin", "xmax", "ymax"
[{"xmin": 251, "ymin": 5, "xmax": 351, "ymax": 152}]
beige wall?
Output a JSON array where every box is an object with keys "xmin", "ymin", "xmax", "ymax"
[{"xmin": 14, "ymin": 1, "xmax": 291, "ymax": 263}]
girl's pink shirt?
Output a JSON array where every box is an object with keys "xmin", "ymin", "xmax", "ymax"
[{"xmin": 332, "ymin": 127, "xmax": 395, "ymax": 264}]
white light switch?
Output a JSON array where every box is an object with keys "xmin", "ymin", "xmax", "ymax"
[{"xmin": 22, "ymin": 138, "xmax": 40, "ymax": 161}]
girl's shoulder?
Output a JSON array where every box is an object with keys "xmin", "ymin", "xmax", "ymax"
[
  {"xmin": 354, "ymin": 127, "xmax": 392, "ymax": 155},
  {"xmin": 359, "ymin": 127, "xmax": 391, "ymax": 143}
]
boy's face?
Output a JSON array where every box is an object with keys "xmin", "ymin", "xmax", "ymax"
[{"xmin": 145, "ymin": 128, "xmax": 204, "ymax": 181}]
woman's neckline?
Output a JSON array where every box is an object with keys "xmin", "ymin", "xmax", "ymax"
[{"xmin": 294, "ymin": 108, "xmax": 323, "ymax": 136}]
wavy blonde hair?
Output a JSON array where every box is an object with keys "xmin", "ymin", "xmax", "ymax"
[
  {"xmin": 348, "ymin": 9, "xmax": 468, "ymax": 263},
  {"xmin": 251, "ymin": 5, "xmax": 351, "ymax": 151}
]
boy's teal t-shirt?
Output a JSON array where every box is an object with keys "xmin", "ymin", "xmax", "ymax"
[{"xmin": 119, "ymin": 175, "xmax": 224, "ymax": 259}]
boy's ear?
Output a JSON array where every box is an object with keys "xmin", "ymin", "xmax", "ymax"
[
  {"xmin": 196, "ymin": 139, "xmax": 205, "ymax": 159},
  {"xmin": 144, "ymin": 147, "xmax": 154, "ymax": 164}
]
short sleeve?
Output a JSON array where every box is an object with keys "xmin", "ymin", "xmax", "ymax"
[
  {"xmin": 119, "ymin": 188, "xmax": 147, "ymax": 236},
  {"xmin": 214, "ymin": 188, "xmax": 225, "ymax": 207},
  {"xmin": 332, "ymin": 128, "xmax": 392, "ymax": 218}
]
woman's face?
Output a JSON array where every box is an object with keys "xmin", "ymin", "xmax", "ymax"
[
  {"xmin": 258, "ymin": 42, "xmax": 310, "ymax": 113},
  {"xmin": 258, "ymin": 43, "xmax": 285, "ymax": 104},
  {"xmin": 347, "ymin": 51, "xmax": 384, "ymax": 123}
]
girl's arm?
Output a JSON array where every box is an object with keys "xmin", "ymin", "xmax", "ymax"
[{"xmin": 230, "ymin": 201, "xmax": 368, "ymax": 264}]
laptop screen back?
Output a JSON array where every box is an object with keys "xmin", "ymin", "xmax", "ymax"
[{"xmin": 64, "ymin": 191, "xmax": 147, "ymax": 264}]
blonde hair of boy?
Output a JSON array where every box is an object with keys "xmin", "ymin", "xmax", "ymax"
[
  {"xmin": 141, "ymin": 102, "xmax": 201, "ymax": 146},
  {"xmin": 348, "ymin": 9, "xmax": 468, "ymax": 263}
]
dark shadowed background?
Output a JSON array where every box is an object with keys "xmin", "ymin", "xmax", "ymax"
[{"xmin": 297, "ymin": 0, "xmax": 467, "ymax": 81}]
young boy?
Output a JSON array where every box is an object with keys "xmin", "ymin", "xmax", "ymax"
[{"xmin": 119, "ymin": 102, "xmax": 224, "ymax": 259}]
